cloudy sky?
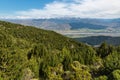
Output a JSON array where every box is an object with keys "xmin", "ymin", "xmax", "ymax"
[{"xmin": 0, "ymin": 0, "xmax": 120, "ymax": 19}]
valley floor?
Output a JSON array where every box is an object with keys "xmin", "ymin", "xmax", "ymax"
[{"xmin": 57, "ymin": 30, "xmax": 120, "ymax": 38}]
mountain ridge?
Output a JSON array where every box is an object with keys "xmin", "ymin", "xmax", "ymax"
[{"xmin": 4, "ymin": 18, "xmax": 120, "ymax": 31}]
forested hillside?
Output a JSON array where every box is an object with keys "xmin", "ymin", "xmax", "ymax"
[
  {"xmin": 74, "ymin": 36, "xmax": 120, "ymax": 46},
  {"xmin": 0, "ymin": 21, "xmax": 120, "ymax": 80}
]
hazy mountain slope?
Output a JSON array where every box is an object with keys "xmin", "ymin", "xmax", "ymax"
[
  {"xmin": 4, "ymin": 18, "xmax": 120, "ymax": 31},
  {"xmin": 39, "ymin": 21, "xmax": 71, "ymax": 30},
  {"xmin": 69, "ymin": 22, "xmax": 107, "ymax": 30},
  {"xmin": 5, "ymin": 19, "xmax": 71, "ymax": 30}
]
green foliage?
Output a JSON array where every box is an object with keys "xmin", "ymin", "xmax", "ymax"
[
  {"xmin": 104, "ymin": 51, "xmax": 120, "ymax": 72},
  {"xmin": 0, "ymin": 31, "xmax": 12, "ymax": 47},
  {"xmin": 94, "ymin": 75, "xmax": 108, "ymax": 80},
  {"xmin": 62, "ymin": 47, "xmax": 73, "ymax": 70},
  {"xmin": 111, "ymin": 69, "xmax": 120, "ymax": 80},
  {"xmin": 97, "ymin": 42, "xmax": 114, "ymax": 58},
  {"xmin": 0, "ymin": 21, "xmax": 120, "ymax": 80},
  {"xmin": 22, "ymin": 68, "xmax": 35, "ymax": 80},
  {"xmin": 45, "ymin": 64, "xmax": 63, "ymax": 80},
  {"xmin": 74, "ymin": 36, "xmax": 120, "ymax": 46},
  {"xmin": 69, "ymin": 61, "xmax": 92, "ymax": 80}
]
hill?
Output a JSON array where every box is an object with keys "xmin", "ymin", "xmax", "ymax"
[
  {"xmin": 0, "ymin": 21, "xmax": 120, "ymax": 80},
  {"xmin": 74, "ymin": 36, "xmax": 120, "ymax": 46}
]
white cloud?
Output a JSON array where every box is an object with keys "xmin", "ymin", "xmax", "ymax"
[{"xmin": 1, "ymin": 0, "xmax": 120, "ymax": 19}]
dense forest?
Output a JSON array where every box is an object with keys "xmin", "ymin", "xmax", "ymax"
[
  {"xmin": 0, "ymin": 21, "xmax": 120, "ymax": 80},
  {"xmin": 74, "ymin": 36, "xmax": 120, "ymax": 46}
]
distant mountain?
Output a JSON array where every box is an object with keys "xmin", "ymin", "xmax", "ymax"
[
  {"xmin": 74, "ymin": 36, "xmax": 120, "ymax": 46},
  {"xmin": 4, "ymin": 18, "xmax": 120, "ymax": 31},
  {"xmin": 5, "ymin": 19, "xmax": 71, "ymax": 30},
  {"xmin": 69, "ymin": 22, "xmax": 107, "ymax": 30},
  {"xmin": 39, "ymin": 21, "xmax": 71, "ymax": 30}
]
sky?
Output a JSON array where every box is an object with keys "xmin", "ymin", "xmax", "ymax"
[{"xmin": 0, "ymin": 0, "xmax": 120, "ymax": 19}]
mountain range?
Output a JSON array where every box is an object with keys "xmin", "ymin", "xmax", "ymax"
[{"xmin": 4, "ymin": 18, "xmax": 120, "ymax": 31}]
